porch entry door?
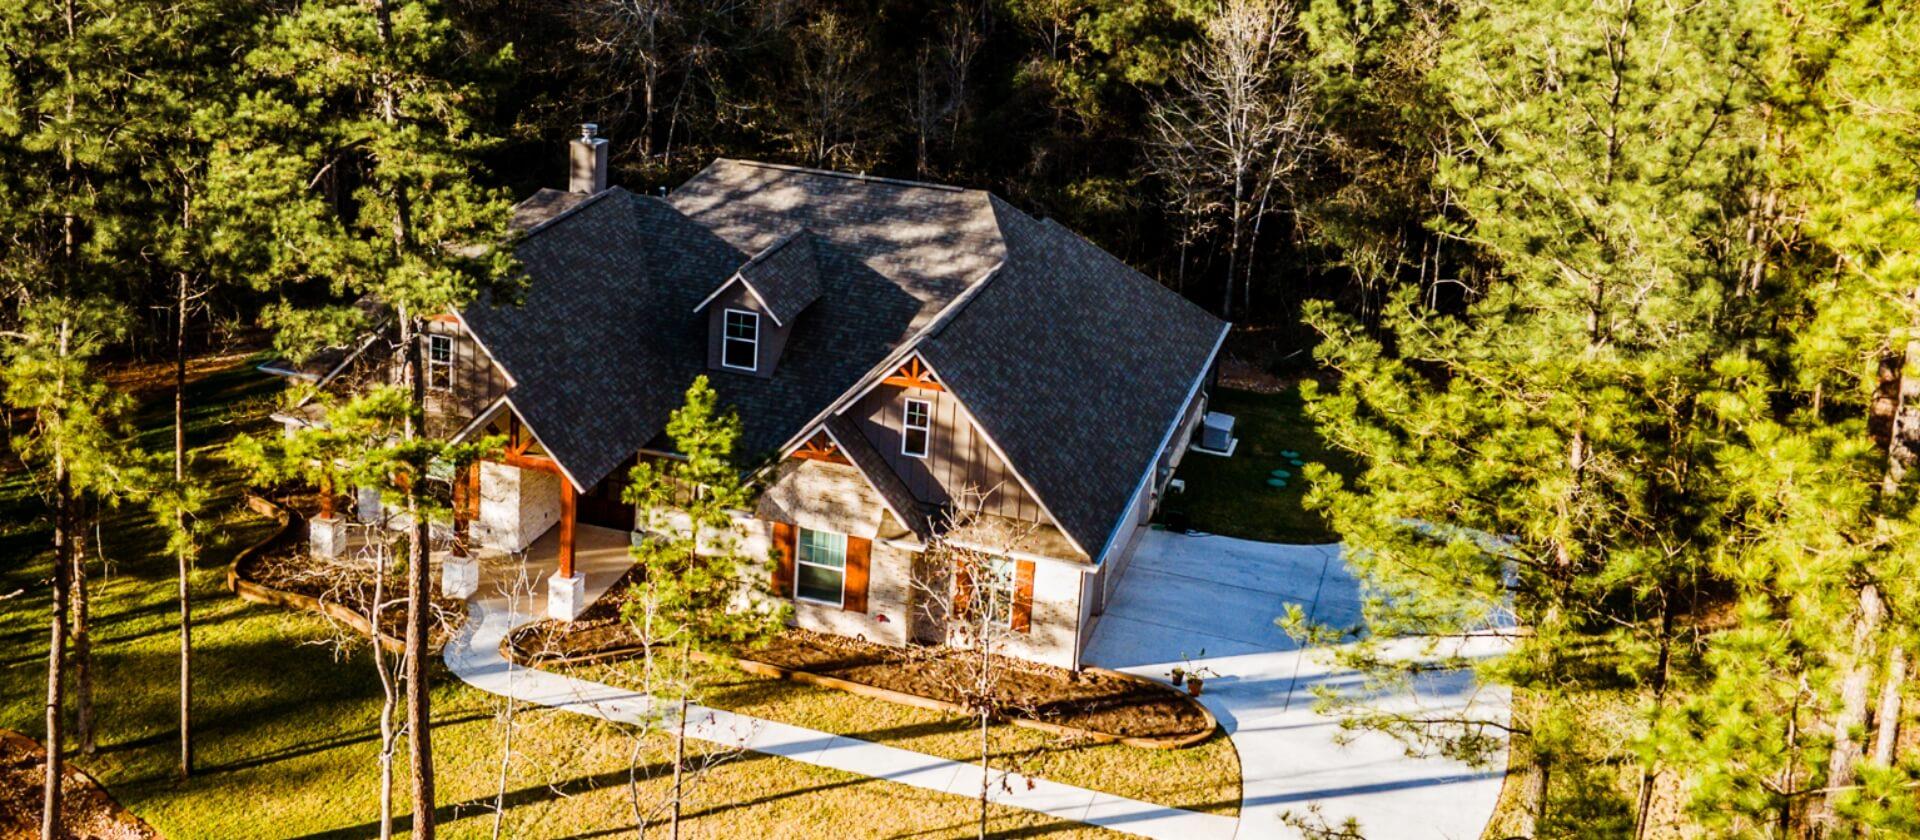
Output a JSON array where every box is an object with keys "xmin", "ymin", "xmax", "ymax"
[{"xmin": 578, "ymin": 455, "xmax": 637, "ymax": 531}]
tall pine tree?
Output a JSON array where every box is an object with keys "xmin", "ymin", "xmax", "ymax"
[
  {"xmin": 222, "ymin": 1, "xmax": 517, "ymax": 834},
  {"xmin": 1301, "ymin": 0, "xmax": 1779, "ymax": 831}
]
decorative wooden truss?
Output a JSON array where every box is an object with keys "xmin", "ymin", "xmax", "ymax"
[
  {"xmin": 791, "ymin": 430, "xmax": 851, "ymax": 464},
  {"xmin": 881, "ymin": 356, "xmax": 943, "ymax": 391}
]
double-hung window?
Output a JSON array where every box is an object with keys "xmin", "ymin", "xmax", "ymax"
[
  {"xmin": 426, "ymin": 334, "xmax": 454, "ymax": 391},
  {"xmin": 977, "ymin": 556, "xmax": 1018, "ymax": 628},
  {"xmin": 902, "ymin": 398, "xmax": 931, "ymax": 458},
  {"xmin": 795, "ymin": 528, "xmax": 847, "ymax": 605},
  {"xmin": 722, "ymin": 309, "xmax": 759, "ymax": 371}
]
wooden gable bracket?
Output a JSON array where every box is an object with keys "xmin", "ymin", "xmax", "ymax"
[
  {"xmin": 791, "ymin": 430, "xmax": 850, "ymax": 464},
  {"xmin": 881, "ymin": 355, "xmax": 944, "ymax": 391}
]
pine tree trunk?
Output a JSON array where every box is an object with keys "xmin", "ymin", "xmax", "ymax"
[
  {"xmin": 1818, "ymin": 582, "xmax": 1882, "ymax": 833},
  {"xmin": 1633, "ymin": 594, "xmax": 1676, "ymax": 840},
  {"xmin": 1873, "ymin": 646, "xmax": 1906, "ymax": 765},
  {"xmin": 175, "ymin": 272, "xmax": 193, "ymax": 778},
  {"xmin": 400, "ymin": 311, "xmax": 435, "ymax": 840},
  {"xmin": 375, "ymin": 547, "xmax": 397, "ymax": 840},
  {"xmin": 42, "ymin": 469, "xmax": 71, "ymax": 840},
  {"xmin": 71, "ymin": 521, "xmax": 93, "ymax": 756},
  {"xmin": 670, "ymin": 634, "xmax": 690, "ymax": 840}
]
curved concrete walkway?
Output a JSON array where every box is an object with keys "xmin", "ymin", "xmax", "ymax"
[
  {"xmin": 445, "ymin": 560, "xmax": 1238, "ymax": 838},
  {"xmin": 1083, "ymin": 531, "xmax": 1512, "ymax": 840}
]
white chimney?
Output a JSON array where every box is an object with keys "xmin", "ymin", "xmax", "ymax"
[{"xmin": 569, "ymin": 123, "xmax": 609, "ymax": 194}]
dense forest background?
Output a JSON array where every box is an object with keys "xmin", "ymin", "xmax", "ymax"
[
  {"xmin": 102, "ymin": 0, "xmax": 1460, "ymax": 371},
  {"xmin": 10, "ymin": 0, "xmax": 1920, "ymax": 836}
]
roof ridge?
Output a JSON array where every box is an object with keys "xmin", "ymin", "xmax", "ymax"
[
  {"xmin": 738, "ymin": 227, "xmax": 810, "ymax": 273},
  {"xmin": 717, "ymin": 158, "xmax": 968, "ymax": 193},
  {"xmin": 519, "ymin": 186, "xmax": 630, "ymax": 238}
]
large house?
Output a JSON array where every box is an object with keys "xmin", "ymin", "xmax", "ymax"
[{"xmin": 274, "ymin": 128, "xmax": 1228, "ymax": 670}]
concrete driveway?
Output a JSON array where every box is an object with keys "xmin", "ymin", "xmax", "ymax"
[{"xmin": 1084, "ymin": 530, "xmax": 1511, "ymax": 840}]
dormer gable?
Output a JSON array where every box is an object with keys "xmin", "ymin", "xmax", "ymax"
[{"xmin": 693, "ymin": 230, "xmax": 821, "ymax": 377}]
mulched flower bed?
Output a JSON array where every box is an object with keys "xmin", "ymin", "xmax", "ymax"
[
  {"xmin": 233, "ymin": 494, "xmax": 467, "ymax": 651},
  {"xmin": 506, "ymin": 568, "xmax": 1214, "ymax": 745},
  {"xmin": 0, "ymin": 729, "xmax": 157, "ymax": 840}
]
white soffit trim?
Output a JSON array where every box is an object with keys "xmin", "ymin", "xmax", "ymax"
[{"xmin": 691, "ymin": 274, "xmax": 786, "ymax": 327}]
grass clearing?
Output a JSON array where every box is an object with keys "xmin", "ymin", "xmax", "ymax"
[
  {"xmin": 1158, "ymin": 386, "xmax": 1353, "ymax": 544},
  {"xmin": 0, "ymin": 357, "xmax": 1153, "ymax": 837}
]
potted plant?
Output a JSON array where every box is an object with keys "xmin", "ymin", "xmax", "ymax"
[{"xmin": 1185, "ymin": 664, "xmax": 1219, "ymax": 697}]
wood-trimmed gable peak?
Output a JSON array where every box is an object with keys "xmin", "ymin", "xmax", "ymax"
[
  {"xmin": 790, "ymin": 429, "xmax": 851, "ymax": 465},
  {"xmin": 881, "ymin": 355, "xmax": 943, "ymax": 392}
]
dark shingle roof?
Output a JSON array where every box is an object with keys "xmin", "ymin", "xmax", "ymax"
[
  {"xmin": 511, "ymin": 188, "xmax": 590, "ymax": 231},
  {"xmin": 464, "ymin": 161, "xmax": 1005, "ymax": 490},
  {"xmin": 464, "ymin": 161, "xmax": 1226, "ymax": 566},
  {"xmin": 723, "ymin": 229, "xmax": 822, "ymax": 325},
  {"xmin": 916, "ymin": 202, "xmax": 1227, "ymax": 560}
]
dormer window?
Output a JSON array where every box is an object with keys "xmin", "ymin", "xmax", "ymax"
[
  {"xmin": 902, "ymin": 398, "xmax": 931, "ymax": 458},
  {"xmin": 427, "ymin": 334, "xmax": 454, "ymax": 391},
  {"xmin": 722, "ymin": 309, "xmax": 759, "ymax": 371}
]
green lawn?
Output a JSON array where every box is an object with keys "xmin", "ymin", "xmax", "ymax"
[
  {"xmin": 0, "ymin": 359, "xmax": 1145, "ymax": 837},
  {"xmin": 1157, "ymin": 386, "xmax": 1352, "ymax": 544},
  {"xmin": 572, "ymin": 653, "xmax": 1243, "ymax": 818}
]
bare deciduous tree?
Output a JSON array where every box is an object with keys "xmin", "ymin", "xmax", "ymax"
[
  {"xmin": 773, "ymin": 12, "xmax": 894, "ymax": 170},
  {"xmin": 1145, "ymin": 0, "xmax": 1316, "ymax": 320},
  {"xmin": 909, "ymin": 496, "xmax": 1045, "ymax": 839},
  {"xmin": 912, "ymin": 1, "xmax": 986, "ymax": 177}
]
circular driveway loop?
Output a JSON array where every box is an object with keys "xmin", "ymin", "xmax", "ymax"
[{"xmin": 1083, "ymin": 530, "xmax": 1512, "ymax": 840}]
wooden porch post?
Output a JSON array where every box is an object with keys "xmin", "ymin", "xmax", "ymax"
[
  {"xmin": 318, "ymin": 474, "xmax": 336, "ymax": 519},
  {"xmin": 452, "ymin": 465, "xmax": 475, "ymax": 542},
  {"xmin": 558, "ymin": 479, "xmax": 576, "ymax": 578}
]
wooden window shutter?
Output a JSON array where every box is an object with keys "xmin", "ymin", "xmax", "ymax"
[
  {"xmin": 771, "ymin": 521, "xmax": 796, "ymax": 597},
  {"xmin": 844, "ymin": 537, "xmax": 871, "ymax": 613},
  {"xmin": 1011, "ymin": 560, "xmax": 1036, "ymax": 633},
  {"xmin": 953, "ymin": 559, "xmax": 974, "ymax": 616}
]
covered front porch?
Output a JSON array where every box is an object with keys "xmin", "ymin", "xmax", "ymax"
[
  {"xmin": 469, "ymin": 521, "xmax": 634, "ymax": 618},
  {"xmin": 447, "ymin": 404, "xmax": 636, "ymax": 619}
]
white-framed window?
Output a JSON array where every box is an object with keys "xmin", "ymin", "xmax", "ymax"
[
  {"xmin": 795, "ymin": 528, "xmax": 847, "ymax": 605},
  {"xmin": 426, "ymin": 334, "xmax": 454, "ymax": 391},
  {"xmin": 902, "ymin": 398, "xmax": 931, "ymax": 458},
  {"xmin": 976, "ymin": 556, "xmax": 1018, "ymax": 628},
  {"xmin": 722, "ymin": 309, "xmax": 759, "ymax": 371}
]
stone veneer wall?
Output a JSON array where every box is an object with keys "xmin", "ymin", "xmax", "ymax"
[
  {"xmin": 730, "ymin": 515, "xmax": 913, "ymax": 648},
  {"xmin": 994, "ymin": 559, "xmax": 1088, "ymax": 671},
  {"xmin": 472, "ymin": 460, "xmax": 562, "ymax": 552}
]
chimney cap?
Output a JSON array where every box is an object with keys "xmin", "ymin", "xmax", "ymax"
[{"xmin": 579, "ymin": 123, "xmax": 599, "ymax": 142}]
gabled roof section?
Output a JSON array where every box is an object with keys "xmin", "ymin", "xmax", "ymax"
[
  {"xmin": 460, "ymin": 188, "xmax": 703, "ymax": 491},
  {"xmin": 693, "ymin": 229, "xmax": 823, "ymax": 326},
  {"xmin": 820, "ymin": 414, "xmax": 933, "ymax": 541},
  {"xmin": 913, "ymin": 200, "xmax": 1229, "ymax": 562}
]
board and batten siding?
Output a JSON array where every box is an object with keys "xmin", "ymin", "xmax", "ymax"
[
  {"xmin": 422, "ymin": 317, "xmax": 511, "ymax": 439},
  {"xmin": 848, "ymin": 383, "xmax": 1045, "ymax": 523}
]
